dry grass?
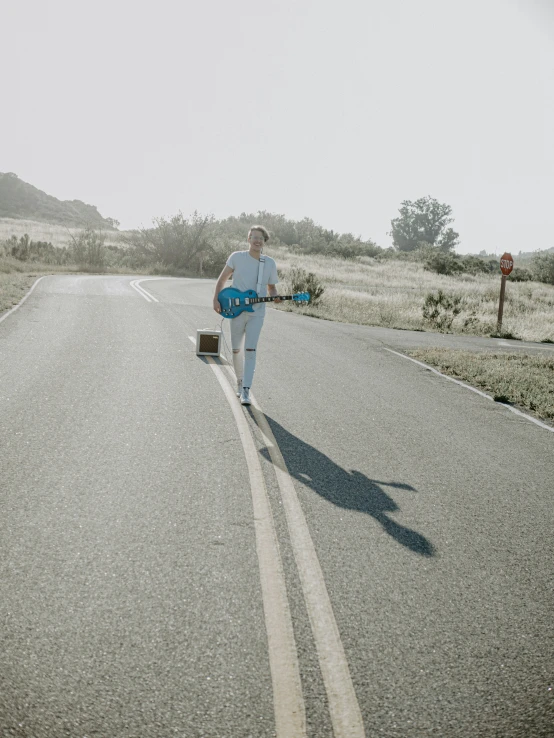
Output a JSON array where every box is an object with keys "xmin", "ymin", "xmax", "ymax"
[
  {"xmin": 407, "ymin": 348, "xmax": 554, "ymax": 423},
  {"xmin": 0, "ymin": 218, "xmax": 122, "ymax": 248},
  {"xmin": 269, "ymin": 245, "xmax": 554, "ymax": 343},
  {"xmin": 0, "ymin": 255, "xmax": 81, "ymax": 312},
  {"xmin": 0, "ymin": 271, "xmax": 46, "ymax": 311}
]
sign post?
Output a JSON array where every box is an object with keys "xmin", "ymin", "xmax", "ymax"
[{"xmin": 497, "ymin": 252, "xmax": 514, "ymax": 333}]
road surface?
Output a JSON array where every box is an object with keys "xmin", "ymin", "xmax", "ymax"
[{"xmin": 1, "ymin": 275, "xmax": 553, "ymax": 737}]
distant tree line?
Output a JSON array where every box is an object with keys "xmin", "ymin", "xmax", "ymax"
[{"xmin": 2, "ymin": 200, "xmax": 554, "ymax": 285}]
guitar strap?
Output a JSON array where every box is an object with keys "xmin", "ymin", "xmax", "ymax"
[{"xmin": 256, "ymin": 255, "xmax": 266, "ymax": 295}]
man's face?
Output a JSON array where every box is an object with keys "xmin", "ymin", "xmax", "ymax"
[{"xmin": 248, "ymin": 230, "xmax": 264, "ymax": 252}]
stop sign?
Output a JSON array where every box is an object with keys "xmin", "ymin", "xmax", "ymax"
[{"xmin": 500, "ymin": 253, "xmax": 514, "ymax": 275}]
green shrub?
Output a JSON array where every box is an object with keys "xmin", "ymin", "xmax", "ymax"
[
  {"xmin": 200, "ymin": 238, "xmax": 239, "ymax": 278},
  {"xmin": 532, "ymin": 251, "xmax": 554, "ymax": 285},
  {"xmin": 461, "ymin": 255, "xmax": 496, "ymax": 275},
  {"xmin": 377, "ymin": 247, "xmax": 403, "ymax": 261},
  {"xmin": 462, "ymin": 311, "xmax": 480, "ymax": 332},
  {"xmin": 3, "ymin": 233, "xmax": 70, "ymax": 265},
  {"xmin": 71, "ymin": 228, "xmax": 107, "ymax": 271},
  {"xmin": 422, "ymin": 289, "xmax": 462, "ymax": 331},
  {"xmin": 461, "ymin": 311, "xmax": 496, "ymax": 335},
  {"xmin": 287, "ymin": 267, "xmax": 325, "ymax": 305},
  {"xmin": 507, "ymin": 266, "xmax": 533, "ymax": 282},
  {"xmin": 424, "ymin": 251, "xmax": 464, "ymax": 276},
  {"xmin": 326, "ymin": 238, "xmax": 382, "ymax": 260}
]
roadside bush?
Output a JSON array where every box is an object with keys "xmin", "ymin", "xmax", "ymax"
[
  {"xmin": 507, "ymin": 266, "xmax": 533, "ymax": 282},
  {"xmin": 103, "ymin": 244, "xmax": 130, "ymax": 268},
  {"xmin": 287, "ymin": 266, "xmax": 325, "ymax": 305},
  {"xmin": 461, "ymin": 311, "xmax": 496, "ymax": 335},
  {"xmin": 201, "ymin": 238, "xmax": 240, "ymax": 278},
  {"xmin": 462, "ymin": 311, "xmax": 480, "ymax": 332},
  {"xmin": 376, "ymin": 247, "xmax": 402, "ymax": 261},
  {"xmin": 424, "ymin": 251, "xmax": 464, "ymax": 276},
  {"xmin": 461, "ymin": 255, "xmax": 496, "ymax": 275},
  {"xmin": 6, "ymin": 234, "xmax": 30, "ymax": 260},
  {"xmin": 326, "ymin": 237, "xmax": 382, "ymax": 260},
  {"xmin": 422, "ymin": 289, "xmax": 462, "ymax": 331},
  {"xmin": 120, "ymin": 212, "xmax": 215, "ymax": 274},
  {"xmin": 3, "ymin": 233, "xmax": 71, "ymax": 265},
  {"xmin": 532, "ymin": 251, "xmax": 554, "ymax": 285},
  {"xmin": 71, "ymin": 228, "xmax": 107, "ymax": 271},
  {"xmin": 115, "ymin": 249, "xmax": 154, "ymax": 271}
]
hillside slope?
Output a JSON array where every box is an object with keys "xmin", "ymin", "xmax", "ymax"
[{"xmin": 0, "ymin": 172, "xmax": 116, "ymax": 229}]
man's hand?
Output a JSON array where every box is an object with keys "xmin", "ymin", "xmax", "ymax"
[
  {"xmin": 268, "ymin": 284, "xmax": 280, "ymax": 303},
  {"xmin": 213, "ymin": 265, "xmax": 233, "ymax": 314}
]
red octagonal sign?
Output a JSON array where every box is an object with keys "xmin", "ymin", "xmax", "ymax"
[{"xmin": 500, "ymin": 252, "xmax": 514, "ymax": 275}]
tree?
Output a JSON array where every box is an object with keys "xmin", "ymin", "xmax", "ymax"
[
  {"xmin": 121, "ymin": 211, "xmax": 215, "ymax": 272},
  {"xmin": 390, "ymin": 196, "xmax": 460, "ymax": 252}
]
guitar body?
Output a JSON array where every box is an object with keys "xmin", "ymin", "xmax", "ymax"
[
  {"xmin": 218, "ymin": 287, "xmax": 310, "ymax": 319},
  {"xmin": 218, "ymin": 287, "xmax": 260, "ymax": 318}
]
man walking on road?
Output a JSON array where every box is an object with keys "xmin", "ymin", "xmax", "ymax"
[{"xmin": 213, "ymin": 226, "xmax": 280, "ymax": 406}]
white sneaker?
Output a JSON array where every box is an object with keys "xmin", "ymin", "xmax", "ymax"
[
  {"xmin": 240, "ymin": 387, "xmax": 251, "ymax": 405},
  {"xmin": 236, "ymin": 379, "xmax": 243, "ymax": 397}
]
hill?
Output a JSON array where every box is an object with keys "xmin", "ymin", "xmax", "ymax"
[{"xmin": 0, "ymin": 172, "xmax": 117, "ymax": 229}]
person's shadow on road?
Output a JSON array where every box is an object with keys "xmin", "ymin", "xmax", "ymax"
[{"xmin": 258, "ymin": 415, "xmax": 436, "ymax": 557}]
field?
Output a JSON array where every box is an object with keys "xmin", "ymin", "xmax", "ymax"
[
  {"xmin": 0, "ymin": 217, "xmax": 122, "ymax": 249},
  {"xmin": 270, "ymin": 246, "xmax": 554, "ymax": 344}
]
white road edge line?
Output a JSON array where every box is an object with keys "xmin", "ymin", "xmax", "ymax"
[
  {"xmin": 496, "ymin": 341, "xmax": 554, "ymax": 351},
  {"xmin": 384, "ymin": 347, "xmax": 554, "ymax": 434},
  {"xmin": 187, "ymin": 337, "xmax": 306, "ymax": 737},
  {"xmin": 215, "ymin": 359, "xmax": 366, "ymax": 738},
  {"xmin": 0, "ymin": 276, "xmax": 47, "ymax": 324}
]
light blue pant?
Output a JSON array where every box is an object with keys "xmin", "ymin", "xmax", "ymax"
[{"xmin": 230, "ymin": 311, "xmax": 265, "ymax": 389}]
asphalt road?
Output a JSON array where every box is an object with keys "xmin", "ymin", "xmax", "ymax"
[{"xmin": 1, "ymin": 275, "xmax": 553, "ymax": 738}]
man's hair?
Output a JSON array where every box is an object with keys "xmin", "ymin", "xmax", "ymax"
[{"xmin": 248, "ymin": 225, "xmax": 269, "ymax": 242}]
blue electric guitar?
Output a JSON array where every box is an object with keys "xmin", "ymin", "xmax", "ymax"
[{"xmin": 218, "ymin": 287, "xmax": 310, "ymax": 319}]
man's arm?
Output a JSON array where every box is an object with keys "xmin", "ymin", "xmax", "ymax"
[
  {"xmin": 213, "ymin": 265, "xmax": 234, "ymax": 313},
  {"xmin": 268, "ymin": 284, "xmax": 281, "ymax": 303}
]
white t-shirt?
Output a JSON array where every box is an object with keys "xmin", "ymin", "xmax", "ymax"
[{"xmin": 225, "ymin": 251, "xmax": 279, "ymax": 314}]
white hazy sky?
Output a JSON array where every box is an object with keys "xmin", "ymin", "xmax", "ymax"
[{"xmin": 2, "ymin": 0, "xmax": 554, "ymax": 254}]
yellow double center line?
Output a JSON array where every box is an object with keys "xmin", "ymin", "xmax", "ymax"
[
  {"xmin": 205, "ymin": 354, "xmax": 366, "ymax": 738},
  {"xmin": 206, "ymin": 356, "xmax": 306, "ymax": 737}
]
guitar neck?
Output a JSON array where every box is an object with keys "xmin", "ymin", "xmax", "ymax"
[{"xmin": 252, "ymin": 295, "xmax": 294, "ymax": 304}]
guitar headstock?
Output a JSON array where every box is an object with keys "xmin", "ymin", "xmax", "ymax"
[{"xmin": 292, "ymin": 292, "xmax": 310, "ymax": 303}]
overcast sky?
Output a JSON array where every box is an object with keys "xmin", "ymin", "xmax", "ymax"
[{"xmin": 2, "ymin": 0, "xmax": 553, "ymax": 254}]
